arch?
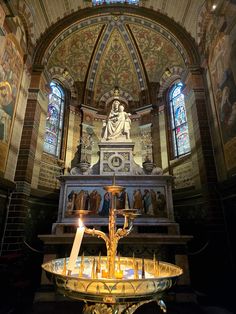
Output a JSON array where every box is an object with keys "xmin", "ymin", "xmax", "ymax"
[
  {"xmin": 18, "ymin": 0, "xmax": 36, "ymax": 46},
  {"xmin": 33, "ymin": 5, "xmax": 200, "ymax": 68},
  {"xmin": 47, "ymin": 66, "xmax": 76, "ymax": 98},
  {"xmin": 100, "ymin": 88, "xmax": 133, "ymax": 105},
  {"xmin": 158, "ymin": 66, "xmax": 185, "ymax": 98}
]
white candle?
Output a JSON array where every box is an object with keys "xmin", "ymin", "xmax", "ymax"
[{"xmin": 67, "ymin": 219, "xmax": 85, "ymax": 273}]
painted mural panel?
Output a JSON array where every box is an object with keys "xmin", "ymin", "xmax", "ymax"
[
  {"xmin": 0, "ymin": 3, "xmax": 5, "ymax": 27},
  {"xmin": 48, "ymin": 24, "xmax": 103, "ymax": 81},
  {"xmin": 129, "ymin": 24, "xmax": 185, "ymax": 82},
  {"xmin": 0, "ymin": 36, "xmax": 23, "ymax": 172},
  {"xmin": 94, "ymin": 28, "xmax": 140, "ymax": 101},
  {"xmin": 209, "ymin": 34, "xmax": 236, "ymax": 170},
  {"xmin": 64, "ymin": 186, "xmax": 168, "ymax": 219}
]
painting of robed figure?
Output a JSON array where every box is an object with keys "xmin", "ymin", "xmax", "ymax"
[{"xmin": 0, "ymin": 35, "xmax": 23, "ymax": 172}]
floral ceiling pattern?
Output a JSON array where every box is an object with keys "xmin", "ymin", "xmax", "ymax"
[
  {"xmin": 93, "ymin": 28, "xmax": 140, "ymax": 101},
  {"xmin": 129, "ymin": 23, "xmax": 185, "ymax": 82},
  {"xmin": 46, "ymin": 14, "xmax": 187, "ymax": 103},
  {"xmin": 47, "ymin": 24, "xmax": 103, "ymax": 81}
]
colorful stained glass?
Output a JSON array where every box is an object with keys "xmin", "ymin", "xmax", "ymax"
[
  {"xmin": 43, "ymin": 81, "xmax": 65, "ymax": 156},
  {"xmin": 92, "ymin": 0, "xmax": 139, "ymax": 5},
  {"xmin": 170, "ymin": 82, "xmax": 190, "ymax": 158}
]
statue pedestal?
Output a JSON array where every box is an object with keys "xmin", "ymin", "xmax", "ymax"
[{"xmin": 99, "ymin": 141, "xmax": 135, "ymax": 175}]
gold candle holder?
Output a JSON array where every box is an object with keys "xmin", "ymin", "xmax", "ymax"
[
  {"xmin": 84, "ymin": 178, "xmax": 138, "ymax": 278},
  {"xmin": 62, "ymin": 257, "xmax": 67, "ymax": 276},
  {"xmin": 79, "ymin": 253, "xmax": 84, "ymax": 277},
  {"xmin": 134, "ymin": 261, "xmax": 139, "ymax": 279},
  {"xmin": 142, "ymin": 258, "xmax": 145, "ymax": 279}
]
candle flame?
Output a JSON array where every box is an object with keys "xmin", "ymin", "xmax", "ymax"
[{"xmin": 78, "ymin": 218, "xmax": 84, "ymax": 228}]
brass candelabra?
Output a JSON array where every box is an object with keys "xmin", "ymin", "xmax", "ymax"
[
  {"xmin": 42, "ymin": 178, "xmax": 183, "ymax": 313},
  {"xmin": 84, "ymin": 181, "xmax": 138, "ymax": 278}
]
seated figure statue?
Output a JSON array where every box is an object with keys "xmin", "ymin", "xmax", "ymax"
[{"xmin": 103, "ymin": 100, "xmax": 131, "ymax": 141}]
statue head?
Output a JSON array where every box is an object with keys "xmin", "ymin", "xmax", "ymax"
[
  {"xmin": 119, "ymin": 104, "xmax": 125, "ymax": 112},
  {"xmin": 112, "ymin": 100, "xmax": 120, "ymax": 110}
]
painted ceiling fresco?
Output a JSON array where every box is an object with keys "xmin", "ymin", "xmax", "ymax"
[
  {"xmin": 47, "ymin": 24, "xmax": 103, "ymax": 81},
  {"xmin": 93, "ymin": 28, "xmax": 140, "ymax": 101},
  {"xmin": 46, "ymin": 14, "xmax": 188, "ymax": 103},
  {"xmin": 129, "ymin": 24, "xmax": 185, "ymax": 82}
]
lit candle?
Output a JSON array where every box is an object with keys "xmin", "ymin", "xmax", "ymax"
[{"xmin": 67, "ymin": 219, "xmax": 85, "ymax": 273}]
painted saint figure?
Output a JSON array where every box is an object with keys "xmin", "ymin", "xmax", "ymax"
[
  {"xmin": 99, "ymin": 192, "xmax": 111, "ymax": 216},
  {"xmin": 89, "ymin": 190, "xmax": 102, "ymax": 213},
  {"xmin": 132, "ymin": 189, "xmax": 143, "ymax": 210}
]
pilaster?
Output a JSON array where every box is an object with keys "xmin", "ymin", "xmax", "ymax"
[
  {"xmin": 2, "ymin": 70, "xmax": 45, "ymax": 254},
  {"xmin": 183, "ymin": 66, "xmax": 223, "ymax": 229}
]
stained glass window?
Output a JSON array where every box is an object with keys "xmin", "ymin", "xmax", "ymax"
[
  {"xmin": 169, "ymin": 82, "xmax": 190, "ymax": 158},
  {"xmin": 92, "ymin": 0, "xmax": 139, "ymax": 5},
  {"xmin": 43, "ymin": 81, "xmax": 65, "ymax": 157}
]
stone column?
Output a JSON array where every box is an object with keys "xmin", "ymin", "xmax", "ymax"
[
  {"xmin": 151, "ymin": 105, "xmax": 162, "ymax": 168},
  {"xmin": 1, "ymin": 70, "xmax": 45, "ymax": 253},
  {"xmin": 183, "ymin": 65, "xmax": 222, "ymax": 229},
  {"xmin": 136, "ymin": 105, "xmax": 153, "ymax": 163},
  {"xmin": 183, "ymin": 65, "xmax": 231, "ymax": 303},
  {"xmin": 64, "ymin": 107, "xmax": 77, "ymax": 172}
]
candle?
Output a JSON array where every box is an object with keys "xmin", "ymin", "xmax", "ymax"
[
  {"xmin": 141, "ymin": 258, "xmax": 145, "ymax": 279},
  {"xmin": 67, "ymin": 219, "xmax": 85, "ymax": 273},
  {"xmin": 133, "ymin": 252, "xmax": 135, "ymax": 269},
  {"xmin": 79, "ymin": 252, "xmax": 84, "ymax": 277},
  {"xmin": 62, "ymin": 257, "xmax": 67, "ymax": 276},
  {"xmin": 134, "ymin": 261, "xmax": 139, "ymax": 279},
  {"xmin": 97, "ymin": 252, "xmax": 101, "ymax": 273},
  {"xmin": 115, "ymin": 270, "xmax": 123, "ymax": 279},
  {"xmin": 117, "ymin": 252, "xmax": 121, "ymax": 271},
  {"xmin": 102, "ymin": 269, "xmax": 108, "ymax": 278}
]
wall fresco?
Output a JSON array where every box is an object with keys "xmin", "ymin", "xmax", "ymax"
[
  {"xmin": 0, "ymin": 36, "xmax": 23, "ymax": 173},
  {"xmin": 48, "ymin": 24, "xmax": 103, "ymax": 81},
  {"xmin": 129, "ymin": 24, "xmax": 185, "ymax": 82},
  {"xmin": 94, "ymin": 28, "xmax": 140, "ymax": 101},
  {"xmin": 209, "ymin": 34, "xmax": 236, "ymax": 170}
]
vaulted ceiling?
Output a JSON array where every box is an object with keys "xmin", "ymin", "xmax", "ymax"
[
  {"xmin": 44, "ymin": 12, "xmax": 188, "ymax": 106},
  {"xmin": 22, "ymin": 0, "xmax": 206, "ymax": 42},
  {"xmin": 3, "ymin": 0, "xmax": 211, "ymax": 109}
]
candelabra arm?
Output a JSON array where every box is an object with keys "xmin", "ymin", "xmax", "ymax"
[
  {"xmin": 115, "ymin": 216, "xmax": 134, "ymax": 240},
  {"xmin": 84, "ymin": 227, "xmax": 110, "ymax": 248}
]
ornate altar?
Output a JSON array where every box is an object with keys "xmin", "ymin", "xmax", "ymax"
[{"xmin": 38, "ymin": 101, "xmax": 193, "ymax": 312}]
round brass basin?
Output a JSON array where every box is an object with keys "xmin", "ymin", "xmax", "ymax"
[{"xmin": 42, "ymin": 256, "xmax": 183, "ymax": 304}]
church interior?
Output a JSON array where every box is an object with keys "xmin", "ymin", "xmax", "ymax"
[{"xmin": 0, "ymin": 0, "xmax": 235, "ymax": 313}]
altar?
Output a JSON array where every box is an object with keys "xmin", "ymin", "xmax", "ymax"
[{"xmin": 38, "ymin": 97, "xmax": 193, "ymax": 304}]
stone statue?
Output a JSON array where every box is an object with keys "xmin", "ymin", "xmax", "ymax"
[{"xmin": 103, "ymin": 100, "xmax": 131, "ymax": 141}]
